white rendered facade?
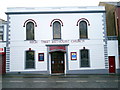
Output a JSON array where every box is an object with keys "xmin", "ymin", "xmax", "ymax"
[{"xmin": 5, "ymin": 7, "xmax": 119, "ymax": 74}]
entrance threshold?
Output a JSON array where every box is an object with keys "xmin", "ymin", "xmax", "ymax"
[{"xmin": 51, "ymin": 73, "xmax": 65, "ymax": 76}]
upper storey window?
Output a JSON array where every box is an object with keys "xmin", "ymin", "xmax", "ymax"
[
  {"xmin": 26, "ymin": 22, "xmax": 34, "ymax": 40},
  {"xmin": 79, "ymin": 21, "xmax": 88, "ymax": 39},
  {"xmin": 0, "ymin": 26, "xmax": 3, "ymax": 41},
  {"xmin": 53, "ymin": 21, "xmax": 61, "ymax": 39},
  {"xmin": 23, "ymin": 19, "xmax": 37, "ymax": 40}
]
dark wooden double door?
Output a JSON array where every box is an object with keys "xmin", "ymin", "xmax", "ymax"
[{"xmin": 51, "ymin": 51, "xmax": 65, "ymax": 73}]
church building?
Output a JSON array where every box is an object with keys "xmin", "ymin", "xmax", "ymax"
[{"xmin": 5, "ymin": 6, "xmax": 119, "ymax": 74}]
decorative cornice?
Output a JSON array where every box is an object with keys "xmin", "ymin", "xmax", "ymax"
[{"xmin": 6, "ymin": 11, "xmax": 106, "ymax": 15}]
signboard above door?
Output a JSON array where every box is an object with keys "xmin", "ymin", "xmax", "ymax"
[{"xmin": 49, "ymin": 46, "xmax": 66, "ymax": 53}]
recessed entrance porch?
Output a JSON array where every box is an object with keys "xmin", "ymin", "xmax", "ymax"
[{"xmin": 46, "ymin": 44, "xmax": 69, "ymax": 74}]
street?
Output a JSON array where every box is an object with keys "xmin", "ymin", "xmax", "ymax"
[{"xmin": 1, "ymin": 74, "xmax": 119, "ymax": 88}]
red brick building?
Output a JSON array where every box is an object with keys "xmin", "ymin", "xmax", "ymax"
[
  {"xmin": 115, "ymin": 2, "xmax": 120, "ymax": 66},
  {"xmin": 115, "ymin": 3, "xmax": 120, "ymax": 37},
  {"xmin": 99, "ymin": 2, "xmax": 120, "ymax": 72}
]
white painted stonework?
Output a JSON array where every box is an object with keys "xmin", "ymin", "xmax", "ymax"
[{"xmin": 5, "ymin": 6, "xmax": 119, "ymax": 74}]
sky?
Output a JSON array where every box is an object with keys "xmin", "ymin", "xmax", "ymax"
[{"xmin": 0, "ymin": 0, "xmax": 119, "ymax": 20}]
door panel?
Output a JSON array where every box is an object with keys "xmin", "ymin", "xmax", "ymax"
[
  {"xmin": 51, "ymin": 52, "xmax": 64, "ymax": 73},
  {"xmin": 0, "ymin": 53, "xmax": 6, "ymax": 74},
  {"xmin": 109, "ymin": 56, "xmax": 116, "ymax": 73}
]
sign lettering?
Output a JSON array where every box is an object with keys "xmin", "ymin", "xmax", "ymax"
[{"xmin": 29, "ymin": 39, "xmax": 85, "ymax": 44}]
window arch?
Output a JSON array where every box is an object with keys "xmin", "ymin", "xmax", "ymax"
[
  {"xmin": 25, "ymin": 50, "xmax": 35, "ymax": 69},
  {"xmin": 80, "ymin": 49, "xmax": 90, "ymax": 67},
  {"xmin": 53, "ymin": 21, "xmax": 61, "ymax": 39},
  {"xmin": 79, "ymin": 21, "xmax": 88, "ymax": 39},
  {"xmin": 23, "ymin": 19, "xmax": 37, "ymax": 27},
  {"xmin": 50, "ymin": 19, "xmax": 63, "ymax": 27},
  {"xmin": 26, "ymin": 22, "xmax": 34, "ymax": 40}
]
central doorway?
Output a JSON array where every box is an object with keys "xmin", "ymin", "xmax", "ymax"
[{"xmin": 51, "ymin": 51, "xmax": 65, "ymax": 73}]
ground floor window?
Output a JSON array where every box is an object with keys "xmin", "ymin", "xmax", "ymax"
[
  {"xmin": 80, "ymin": 49, "xmax": 90, "ymax": 67},
  {"xmin": 25, "ymin": 50, "xmax": 35, "ymax": 69}
]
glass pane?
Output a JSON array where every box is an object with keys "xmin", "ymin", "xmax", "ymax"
[
  {"xmin": 26, "ymin": 51, "xmax": 35, "ymax": 69},
  {"xmin": 79, "ymin": 21, "xmax": 88, "ymax": 39},
  {"xmin": 26, "ymin": 61, "xmax": 35, "ymax": 68},
  {"xmin": 0, "ymin": 28, "xmax": 3, "ymax": 41},
  {"xmin": 80, "ymin": 49, "xmax": 89, "ymax": 67},
  {"xmin": 0, "ymin": 35, "xmax": 3, "ymax": 41},
  {"xmin": 53, "ymin": 21, "xmax": 61, "ymax": 39},
  {"xmin": 26, "ymin": 22, "xmax": 34, "ymax": 40}
]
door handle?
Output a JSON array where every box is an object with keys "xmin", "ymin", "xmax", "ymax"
[
  {"xmin": 52, "ymin": 61, "xmax": 54, "ymax": 64},
  {"xmin": 61, "ymin": 61, "xmax": 63, "ymax": 63},
  {"xmin": 110, "ymin": 65, "xmax": 113, "ymax": 67}
]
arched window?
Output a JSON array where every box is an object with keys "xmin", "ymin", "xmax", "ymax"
[
  {"xmin": 26, "ymin": 22, "xmax": 34, "ymax": 40},
  {"xmin": 80, "ymin": 49, "xmax": 90, "ymax": 67},
  {"xmin": 53, "ymin": 21, "xmax": 61, "ymax": 39},
  {"xmin": 79, "ymin": 21, "xmax": 88, "ymax": 39},
  {"xmin": 25, "ymin": 50, "xmax": 35, "ymax": 69}
]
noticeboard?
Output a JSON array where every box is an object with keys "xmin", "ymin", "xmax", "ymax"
[
  {"xmin": 71, "ymin": 52, "xmax": 77, "ymax": 60},
  {"xmin": 38, "ymin": 53, "xmax": 44, "ymax": 61}
]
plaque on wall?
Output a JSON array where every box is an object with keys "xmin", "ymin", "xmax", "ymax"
[
  {"xmin": 71, "ymin": 52, "xmax": 77, "ymax": 60},
  {"xmin": 38, "ymin": 53, "xmax": 44, "ymax": 61}
]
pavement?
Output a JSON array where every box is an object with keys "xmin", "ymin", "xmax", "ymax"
[{"xmin": 2, "ymin": 73, "xmax": 120, "ymax": 78}]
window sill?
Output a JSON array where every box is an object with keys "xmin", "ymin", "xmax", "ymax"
[
  {"xmin": 24, "ymin": 40, "xmax": 36, "ymax": 41},
  {"xmin": 24, "ymin": 68, "xmax": 36, "ymax": 70},
  {"xmin": 80, "ymin": 67, "xmax": 91, "ymax": 68},
  {"xmin": 79, "ymin": 38, "xmax": 90, "ymax": 40},
  {"xmin": 53, "ymin": 39, "xmax": 62, "ymax": 40}
]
